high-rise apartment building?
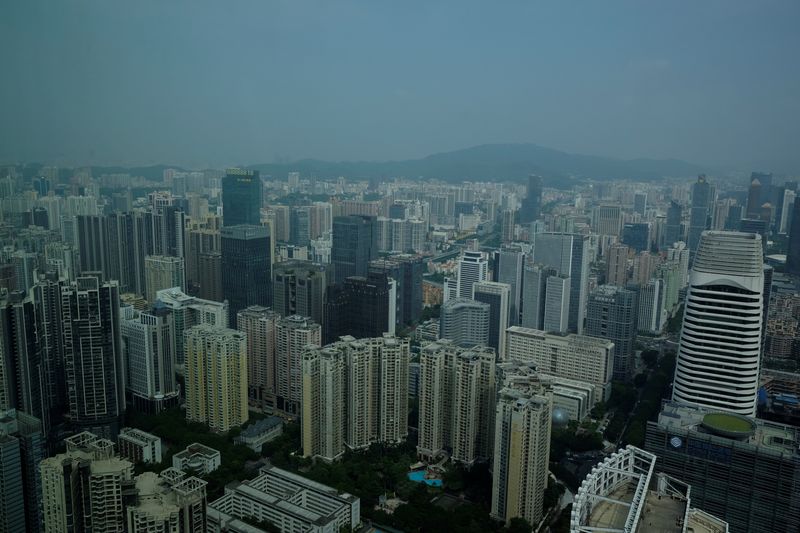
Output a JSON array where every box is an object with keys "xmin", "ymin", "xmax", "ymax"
[
  {"xmin": 272, "ymin": 260, "xmax": 327, "ymax": 325},
  {"xmin": 275, "ymin": 315, "xmax": 321, "ymax": 416},
  {"xmin": 144, "ymin": 255, "xmax": 185, "ymax": 303},
  {"xmin": 585, "ymin": 285, "xmax": 638, "ymax": 381},
  {"xmin": 417, "ymin": 341, "xmax": 496, "ymax": 466},
  {"xmin": 592, "ymin": 205, "xmax": 622, "ymax": 237},
  {"xmin": 439, "ymin": 298, "xmax": 490, "ymax": 348},
  {"xmin": 302, "ymin": 336, "xmax": 409, "ymax": 462},
  {"xmin": 120, "ymin": 306, "xmax": 179, "ymax": 413},
  {"xmin": 331, "ymin": 215, "xmax": 378, "ymax": 285},
  {"xmin": 62, "ymin": 276, "xmax": 124, "ymax": 439},
  {"xmin": 672, "ymin": 231, "xmax": 764, "ymax": 416},
  {"xmin": 491, "ymin": 367, "xmax": 552, "ymax": 527},
  {"xmin": 473, "ymin": 281, "xmax": 510, "ymax": 358},
  {"xmin": 220, "ymin": 224, "xmax": 271, "ymax": 325},
  {"xmin": 456, "ymin": 249, "xmax": 488, "ymax": 299},
  {"xmin": 504, "ymin": 326, "xmax": 614, "ymax": 401},
  {"xmin": 605, "ymin": 243, "xmax": 629, "ymax": 286},
  {"xmin": 222, "ymin": 168, "xmax": 262, "ymax": 227},
  {"xmin": 184, "ymin": 325, "xmax": 248, "ymax": 432},
  {"xmin": 532, "ymin": 232, "xmax": 590, "ymax": 333},
  {"xmin": 0, "ymin": 409, "xmax": 43, "ymax": 533},
  {"xmin": 236, "ymin": 306, "xmax": 278, "ymax": 408}
]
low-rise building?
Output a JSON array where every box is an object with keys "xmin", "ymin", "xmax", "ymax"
[
  {"xmin": 118, "ymin": 428, "xmax": 162, "ymax": 464},
  {"xmin": 234, "ymin": 417, "xmax": 283, "ymax": 453},
  {"xmin": 172, "ymin": 443, "xmax": 221, "ymax": 476},
  {"xmin": 207, "ymin": 464, "xmax": 360, "ymax": 533}
]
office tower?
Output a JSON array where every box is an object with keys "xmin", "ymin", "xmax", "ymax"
[
  {"xmin": 120, "ymin": 306, "xmax": 179, "ymax": 413},
  {"xmin": 185, "ymin": 222, "xmax": 220, "ymax": 297},
  {"xmin": 324, "ymin": 272, "xmax": 394, "ymax": 342},
  {"xmin": 417, "ymin": 341, "xmax": 496, "ymax": 466},
  {"xmin": 740, "ymin": 218, "xmax": 768, "ymax": 252},
  {"xmin": 473, "ymin": 281, "xmax": 510, "ymax": 358},
  {"xmin": 493, "ymin": 247, "xmax": 524, "ymax": 325},
  {"xmin": 500, "ymin": 209, "xmax": 515, "ymax": 243},
  {"xmin": 521, "ymin": 264, "xmax": 554, "ymax": 330},
  {"xmin": 621, "ymin": 222, "xmax": 649, "ymax": 252},
  {"xmin": 637, "ymin": 278, "xmax": 666, "ymax": 335},
  {"xmin": 207, "ymin": 465, "xmax": 360, "ymax": 533},
  {"xmin": 518, "ymin": 175, "xmax": 543, "ymax": 223},
  {"xmin": 591, "ymin": 205, "xmax": 622, "ymax": 237},
  {"xmin": 586, "ymin": 285, "xmax": 638, "ymax": 381},
  {"xmin": 272, "ymin": 260, "xmax": 328, "ymax": 325},
  {"xmin": 746, "ymin": 172, "xmax": 772, "ymax": 219},
  {"xmin": 645, "ymin": 402, "xmax": 796, "ymax": 532},
  {"xmin": 155, "ymin": 287, "xmax": 228, "ymax": 367},
  {"xmin": 778, "ymin": 189, "xmax": 796, "ymax": 234},
  {"xmin": 439, "ymin": 298, "xmax": 490, "ymax": 348},
  {"xmin": 543, "ymin": 274, "xmax": 570, "ymax": 334},
  {"xmin": 443, "ymin": 277, "xmax": 458, "ymax": 303},
  {"xmin": 0, "ymin": 409, "xmax": 44, "ymax": 533},
  {"xmin": 184, "ymin": 325, "xmax": 248, "ymax": 432},
  {"xmin": 491, "ymin": 369, "xmax": 552, "ymax": 527},
  {"xmin": 605, "ymin": 243, "xmax": 629, "ymax": 286},
  {"xmin": 331, "ymin": 215, "xmax": 378, "ymax": 285},
  {"xmin": 126, "ymin": 471, "xmax": 208, "ymax": 533},
  {"xmin": 572, "ymin": 445, "xmax": 729, "ymax": 533},
  {"xmin": 289, "ymin": 206, "xmax": 311, "ymax": 246},
  {"xmin": 633, "ymin": 191, "xmax": 647, "ymax": 215},
  {"xmin": 220, "ymin": 224, "xmax": 271, "ymax": 325},
  {"xmin": 787, "ymin": 199, "xmax": 800, "ymax": 275},
  {"xmin": 454, "ymin": 249, "xmax": 487, "ymax": 299},
  {"xmin": 41, "ymin": 432, "xmax": 133, "ymax": 533},
  {"xmin": 275, "ymin": 315, "xmax": 321, "ymax": 416},
  {"xmin": 144, "ymin": 255, "xmax": 185, "ymax": 303},
  {"xmin": 672, "ymin": 231, "xmax": 764, "ymax": 416},
  {"xmin": 687, "ymin": 175, "xmax": 713, "ymax": 254},
  {"xmin": 61, "ymin": 276, "xmax": 124, "ymax": 439},
  {"xmin": 664, "ymin": 200, "xmax": 683, "ymax": 249},
  {"xmin": 197, "ymin": 252, "xmax": 222, "ymax": 301},
  {"xmin": 532, "ymin": 232, "xmax": 590, "ymax": 333},
  {"xmin": 222, "ymin": 168, "xmax": 262, "ymax": 227},
  {"xmin": 302, "ymin": 336, "xmax": 409, "ymax": 462},
  {"xmin": 236, "ymin": 306, "xmax": 278, "ymax": 407},
  {"xmin": 370, "ymin": 254, "xmax": 424, "ymax": 326},
  {"xmin": 505, "ymin": 326, "xmax": 614, "ymax": 401}
]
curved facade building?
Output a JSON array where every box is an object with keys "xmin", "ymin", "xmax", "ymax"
[{"xmin": 672, "ymin": 231, "xmax": 764, "ymax": 416}]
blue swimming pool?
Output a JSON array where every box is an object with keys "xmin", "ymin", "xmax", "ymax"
[{"xmin": 407, "ymin": 470, "xmax": 443, "ymax": 487}]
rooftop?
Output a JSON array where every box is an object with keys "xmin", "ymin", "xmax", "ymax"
[{"xmin": 240, "ymin": 416, "xmax": 283, "ymax": 438}]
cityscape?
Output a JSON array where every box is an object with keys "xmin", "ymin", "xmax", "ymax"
[{"xmin": 2, "ymin": 3, "xmax": 800, "ymax": 533}]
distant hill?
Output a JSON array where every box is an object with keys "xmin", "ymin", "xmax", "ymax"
[{"xmin": 248, "ymin": 143, "xmax": 706, "ymax": 186}]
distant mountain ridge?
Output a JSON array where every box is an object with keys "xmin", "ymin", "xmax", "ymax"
[{"xmin": 247, "ymin": 143, "xmax": 707, "ymax": 186}]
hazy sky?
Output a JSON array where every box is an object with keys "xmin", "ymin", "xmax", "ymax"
[{"xmin": 2, "ymin": 1, "xmax": 799, "ymax": 171}]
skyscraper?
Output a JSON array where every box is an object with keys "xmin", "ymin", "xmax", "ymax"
[
  {"xmin": 586, "ymin": 285, "xmax": 638, "ymax": 381},
  {"xmin": 62, "ymin": 276, "xmax": 124, "ymax": 438},
  {"xmin": 591, "ymin": 205, "xmax": 622, "ymax": 237},
  {"xmin": 672, "ymin": 231, "xmax": 765, "ymax": 416},
  {"xmin": 275, "ymin": 315, "xmax": 321, "ymax": 416},
  {"xmin": 184, "ymin": 325, "xmax": 249, "ymax": 432},
  {"xmin": 491, "ymin": 367, "xmax": 552, "ymax": 527},
  {"xmin": 633, "ymin": 191, "xmax": 647, "ymax": 216},
  {"xmin": 542, "ymin": 274, "xmax": 570, "ymax": 334},
  {"xmin": 518, "ymin": 175, "xmax": 543, "ymax": 223},
  {"xmin": 0, "ymin": 409, "xmax": 43, "ymax": 533},
  {"xmin": 663, "ymin": 200, "xmax": 683, "ymax": 249},
  {"xmin": 786, "ymin": 199, "xmax": 800, "ymax": 275},
  {"xmin": 621, "ymin": 222, "xmax": 649, "ymax": 252},
  {"xmin": 456, "ymin": 249, "xmax": 488, "ymax": 299},
  {"xmin": 369, "ymin": 254, "xmax": 424, "ymax": 327},
  {"xmin": 439, "ymin": 298, "xmax": 490, "ymax": 348},
  {"xmin": 222, "ymin": 168, "xmax": 262, "ymax": 227},
  {"xmin": 687, "ymin": 175, "xmax": 713, "ymax": 254},
  {"xmin": 493, "ymin": 247, "xmax": 524, "ymax": 326},
  {"xmin": 272, "ymin": 260, "xmax": 328, "ymax": 325},
  {"xmin": 236, "ymin": 306, "xmax": 278, "ymax": 408},
  {"xmin": 532, "ymin": 232, "xmax": 590, "ymax": 333},
  {"xmin": 605, "ymin": 243, "xmax": 629, "ymax": 287},
  {"xmin": 331, "ymin": 215, "xmax": 378, "ymax": 285},
  {"xmin": 220, "ymin": 224, "xmax": 271, "ymax": 325},
  {"xmin": 473, "ymin": 281, "xmax": 511, "ymax": 358}
]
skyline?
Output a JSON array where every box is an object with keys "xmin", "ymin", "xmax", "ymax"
[{"xmin": 1, "ymin": 1, "xmax": 799, "ymax": 172}]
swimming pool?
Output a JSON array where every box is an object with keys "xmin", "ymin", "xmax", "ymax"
[{"xmin": 407, "ymin": 470, "xmax": 443, "ymax": 487}]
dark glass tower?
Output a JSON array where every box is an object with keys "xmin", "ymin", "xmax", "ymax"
[
  {"xmin": 688, "ymin": 175, "xmax": 712, "ymax": 255},
  {"xmin": 663, "ymin": 200, "xmax": 683, "ymax": 249},
  {"xmin": 621, "ymin": 222, "xmax": 650, "ymax": 252},
  {"xmin": 222, "ymin": 168, "xmax": 262, "ymax": 227},
  {"xmin": 331, "ymin": 215, "xmax": 378, "ymax": 285},
  {"xmin": 586, "ymin": 284, "xmax": 638, "ymax": 381},
  {"xmin": 518, "ymin": 174, "xmax": 543, "ymax": 223},
  {"xmin": 221, "ymin": 224, "xmax": 272, "ymax": 325}
]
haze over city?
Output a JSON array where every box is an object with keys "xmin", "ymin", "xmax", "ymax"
[{"xmin": 2, "ymin": 1, "xmax": 800, "ymax": 172}]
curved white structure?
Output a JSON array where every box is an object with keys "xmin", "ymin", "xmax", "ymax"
[{"xmin": 672, "ymin": 231, "xmax": 764, "ymax": 416}]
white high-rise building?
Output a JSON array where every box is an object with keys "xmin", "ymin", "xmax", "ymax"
[
  {"xmin": 672, "ymin": 231, "xmax": 765, "ymax": 416},
  {"xmin": 439, "ymin": 298, "xmax": 490, "ymax": 348},
  {"xmin": 543, "ymin": 274, "xmax": 570, "ymax": 333},
  {"xmin": 473, "ymin": 281, "xmax": 511, "ymax": 358},
  {"xmin": 637, "ymin": 278, "xmax": 667, "ymax": 334},
  {"xmin": 779, "ymin": 189, "xmax": 796, "ymax": 234},
  {"xmin": 457, "ymin": 249, "xmax": 488, "ymax": 299},
  {"xmin": 155, "ymin": 287, "xmax": 228, "ymax": 366},
  {"xmin": 491, "ymin": 365, "xmax": 552, "ymax": 527}
]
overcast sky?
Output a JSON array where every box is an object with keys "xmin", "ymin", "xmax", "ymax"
[{"xmin": 1, "ymin": 1, "xmax": 799, "ymax": 171}]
